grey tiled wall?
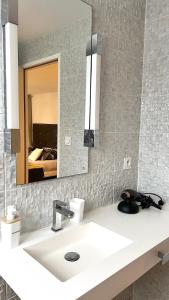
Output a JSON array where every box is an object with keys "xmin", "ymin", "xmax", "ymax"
[
  {"xmin": 136, "ymin": 0, "xmax": 169, "ymax": 299},
  {"xmin": 0, "ymin": 0, "xmax": 145, "ymax": 235},
  {"xmin": 138, "ymin": 0, "xmax": 169, "ymax": 200}
]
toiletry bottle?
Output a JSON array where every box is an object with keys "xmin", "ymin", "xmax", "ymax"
[
  {"xmin": 69, "ymin": 198, "xmax": 85, "ymax": 223},
  {"xmin": 1, "ymin": 206, "xmax": 21, "ymax": 249}
]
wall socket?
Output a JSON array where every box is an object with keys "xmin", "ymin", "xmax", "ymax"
[
  {"xmin": 82, "ymin": 163, "xmax": 87, "ymax": 172},
  {"xmin": 123, "ymin": 157, "xmax": 132, "ymax": 170},
  {"xmin": 64, "ymin": 136, "xmax": 71, "ymax": 146}
]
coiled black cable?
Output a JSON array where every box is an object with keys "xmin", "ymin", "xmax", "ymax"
[{"xmin": 143, "ymin": 193, "xmax": 164, "ymax": 206}]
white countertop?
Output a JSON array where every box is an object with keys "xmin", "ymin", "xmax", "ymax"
[{"xmin": 1, "ymin": 203, "xmax": 169, "ymax": 300}]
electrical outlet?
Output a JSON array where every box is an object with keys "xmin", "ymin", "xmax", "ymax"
[
  {"xmin": 82, "ymin": 163, "xmax": 87, "ymax": 172},
  {"xmin": 123, "ymin": 157, "xmax": 132, "ymax": 170},
  {"xmin": 64, "ymin": 136, "xmax": 71, "ymax": 146}
]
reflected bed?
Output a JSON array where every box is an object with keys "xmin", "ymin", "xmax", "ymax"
[{"xmin": 28, "ymin": 160, "xmax": 57, "ymax": 178}]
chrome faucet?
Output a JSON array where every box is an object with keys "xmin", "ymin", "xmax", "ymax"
[{"xmin": 51, "ymin": 200, "xmax": 74, "ymax": 232}]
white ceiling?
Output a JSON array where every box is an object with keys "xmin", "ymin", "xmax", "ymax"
[{"xmin": 18, "ymin": 0, "xmax": 91, "ymax": 43}]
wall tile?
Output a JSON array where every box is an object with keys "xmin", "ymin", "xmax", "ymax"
[
  {"xmin": 115, "ymin": 94, "xmax": 141, "ymax": 134},
  {"xmin": 0, "ymin": 113, "xmax": 4, "ymax": 131},
  {"xmin": 0, "ymin": 135, "xmax": 4, "ymax": 154},
  {"xmin": 115, "ymin": 133, "xmax": 139, "ymax": 171},
  {"xmin": 139, "ymin": 164, "xmax": 169, "ymax": 201},
  {"xmin": 142, "ymin": 55, "xmax": 169, "ymax": 96},
  {"xmin": 144, "ymin": 17, "xmax": 169, "ymax": 61},
  {"xmin": 118, "ymin": 16, "xmax": 145, "ymax": 59},
  {"xmin": 4, "ymin": 154, "xmax": 16, "ymax": 190},
  {"xmin": 103, "ymin": 52, "xmax": 143, "ymax": 97},
  {"xmin": 140, "ymin": 94, "xmax": 169, "ymax": 134},
  {"xmin": 139, "ymin": 134, "xmax": 159, "ymax": 168},
  {"xmin": 0, "ymin": 192, "xmax": 4, "ymax": 218},
  {"xmin": 89, "ymin": 133, "xmax": 115, "ymax": 175},
  {"xmin": 146, "ymin": 0, "xmax": 169, "ymax": 21}
]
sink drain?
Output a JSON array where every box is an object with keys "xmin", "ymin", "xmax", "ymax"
[{"xmin": 64, "ymin": 252, "xmax": 80, "ymax": 262}]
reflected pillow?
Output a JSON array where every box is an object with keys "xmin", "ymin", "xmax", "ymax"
[
  {"xmin": 41, "ymin": 148, "xmax": 57, "ymax": 160},
  {"xmin": 28, "ymin": 148, "xmax": 43, "ymax": 161},
  {"xmin": 28, "ymin": 146, "xmax": 35, "ymax": 155}
]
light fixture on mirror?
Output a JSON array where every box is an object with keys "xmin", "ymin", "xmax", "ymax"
[
  {"xmin": 4, "ymin": 0, "xmax": 20, "ymax": 153},
  {"xmin": 5, "ymin": 22, "xmax": 19, "ymax": 130},
  {"xmin": 84, "ymin": 33, "xmax": 101, "ymax": 148}
]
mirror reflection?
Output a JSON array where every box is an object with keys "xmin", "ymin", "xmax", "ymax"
[{"xmin": 16, "ymin": 0, "xmax": 92, "ymax": 184}]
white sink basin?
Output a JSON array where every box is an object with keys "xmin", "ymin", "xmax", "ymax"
[{"xmin": 24, "ymin": 222, "xmax": 132, "ymax": 282}]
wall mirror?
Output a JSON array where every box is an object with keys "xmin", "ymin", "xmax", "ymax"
[{"xmin": 15, "ymin": 0, "xmax": 92, "ymax": 184}]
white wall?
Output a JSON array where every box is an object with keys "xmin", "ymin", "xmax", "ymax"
[{"xmin": 32, "ymin": 92, "xmax": 57, "ymax": 124}]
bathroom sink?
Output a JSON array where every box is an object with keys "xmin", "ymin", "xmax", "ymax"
[{"xmin": 24, "ymin": 222, "xmax": 132, "ymax": 282}]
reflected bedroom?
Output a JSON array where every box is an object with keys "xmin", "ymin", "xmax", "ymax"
[{"xmin": 16, "ymin": 61, "xmax": 58, "ymax": 184}]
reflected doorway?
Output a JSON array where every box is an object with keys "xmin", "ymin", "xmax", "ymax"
[{"xmin": 16, "ymin": 61, "xmax": 58, "ymax": 184}]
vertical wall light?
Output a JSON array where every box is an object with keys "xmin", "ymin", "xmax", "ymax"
[
  {"xmin": 84, "ymin": 33, "xmax": 101, "ymax": 148},
  {"xmin": 85, "ymin": 54, "xmax": 91, "ymax": 132},
  {"xmin": 5, "ymin": 22, "xmax": 19, "ymax": 129},
  {"xmin": 4, "ymin": 0, "xmax": 20, "ymax": 153}
]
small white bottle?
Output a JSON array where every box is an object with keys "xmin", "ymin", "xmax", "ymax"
[
  {"xmin": 1, "ymin": 206, "xmax": 21, "ymax": 249},
  {"xmin": 69, "ymin": 198, "xmax": 85, "ymax": 223},
  {"xmin": 6, "ymin": 205, "xmax": 17, "ymax": 222}
]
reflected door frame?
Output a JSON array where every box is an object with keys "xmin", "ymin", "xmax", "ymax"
[
  {"xmin": 16, "ymin": 67, "xmax": 26, "ymax": 184},
  {"xmin": 18, "ymin": 54, "xmax": 61, "ymax": 184}
]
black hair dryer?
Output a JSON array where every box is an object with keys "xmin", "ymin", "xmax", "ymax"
[{"xmin": 118, "ymin": 189, "xmax": 164, "ymax": 214}]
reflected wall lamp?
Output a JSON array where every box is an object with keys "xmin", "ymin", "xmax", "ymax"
[{"xmin": 84, "ymin": 33, "xmax": 101, "ymax": 148}]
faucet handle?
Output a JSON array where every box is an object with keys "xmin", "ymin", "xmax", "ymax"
[{"xmin": 54, "ymin": 200, "xmax": 67, "ymax": 208}]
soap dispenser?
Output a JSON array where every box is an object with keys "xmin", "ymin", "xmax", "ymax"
[{"xmin": 1, "ymin": 206, "xmax": 21, "ymax": 249}]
